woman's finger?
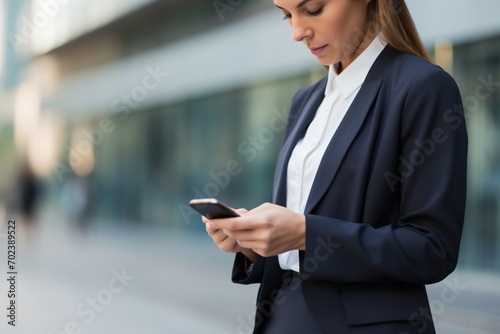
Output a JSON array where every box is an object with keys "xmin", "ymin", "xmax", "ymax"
[
  {"xmin": 218, "ymin": 235, "xmax": 239, "ymax": 253},
  {"xmin": 235, "ymin": 208, "xmax": 249, "ymax": 215}
]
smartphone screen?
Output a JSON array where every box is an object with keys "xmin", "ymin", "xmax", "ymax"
[{"xmin": 189, "ymin": 198, "xmax": 240, "ymax": 219}]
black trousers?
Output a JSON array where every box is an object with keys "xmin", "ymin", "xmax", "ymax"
[
  {"xmin": 260, "ymin": 271, "xmax": 435, "ymax": 334},
  {"xmin": 262, "ymin": 271, "xmax": 325, "ymax": 334}
]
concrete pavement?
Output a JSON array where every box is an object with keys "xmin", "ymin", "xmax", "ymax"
[{"xmin": 0, "ymin": 210, "xmax": 498, "ymax": 334}]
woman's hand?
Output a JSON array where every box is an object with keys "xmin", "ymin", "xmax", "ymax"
[
  {"xmin": 202, "ymin": 209, "xmax": 257, "ymax": 262},
  {"xmin": 206, "ymin": 203, "xmax": 306, "ymax": 258}
]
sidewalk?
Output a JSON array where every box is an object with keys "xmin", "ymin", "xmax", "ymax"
[
  {"xmin": 0, "ymin": 210, "xmax": 498, "ymax": 334},
  {"xmin": 427, "ymin": 269, "xmax": 500, "ymax": 334},
  {"xmin": 0, "ymin": 213, "xmax": 258, "ymax": 334}
]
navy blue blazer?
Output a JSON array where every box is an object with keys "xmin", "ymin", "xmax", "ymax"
[{"xmin": 233, "ymin": 45, "xmax": 468, "ymax": 334}]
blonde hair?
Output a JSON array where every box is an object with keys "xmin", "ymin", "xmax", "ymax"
[{"xmin": 369, "ymin": 0, "xmax": 433, "ymax": 63}]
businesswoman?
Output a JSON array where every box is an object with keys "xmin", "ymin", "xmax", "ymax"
[{"xmin": 203, "ymin": 0, "xmax": 467, "ymax": 333}]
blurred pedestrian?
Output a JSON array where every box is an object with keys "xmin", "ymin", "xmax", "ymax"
[{"xmin": 18, "ymin": 161, "xmax": 39, "ymax": 227}]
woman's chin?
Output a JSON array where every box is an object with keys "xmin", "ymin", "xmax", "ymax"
[{"xmin": 314, "ymin": 55, "xmax": 336, "ymax": 67}]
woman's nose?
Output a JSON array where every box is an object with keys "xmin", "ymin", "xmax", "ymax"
[{"xmin": 291, "ymin": 18, "xmax": 313, "ymax": 42}]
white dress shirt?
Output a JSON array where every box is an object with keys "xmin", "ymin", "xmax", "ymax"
[{"xmin": 279, "ymin": 35, "xmax": 388, "ymax": 272}]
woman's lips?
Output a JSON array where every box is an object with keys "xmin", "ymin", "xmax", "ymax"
[{"xmin": 310, "ymin": 45, "xmax": 327, "ymax": 56}]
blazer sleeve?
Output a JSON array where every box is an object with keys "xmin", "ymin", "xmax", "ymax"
[
  {"xmin": 303, "ymin": 68, "xmax": 468, "ymax": 285},
  {"xmin": 232, "ymin": 253, "xmax": 266, "ymax": 284}
]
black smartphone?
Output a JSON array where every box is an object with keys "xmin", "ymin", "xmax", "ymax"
[{"xmin": 189, "ymin": 198, "xmax": 240, "ymax": 219}]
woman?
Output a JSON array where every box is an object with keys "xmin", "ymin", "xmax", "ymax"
[{"xmin": 202, "ymin": 0, "xmax": 468, "ymax": 333}]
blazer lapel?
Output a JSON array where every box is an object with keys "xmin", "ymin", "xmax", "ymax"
[
  {"xmin": 304, "ymin": 46, "xmax": 398, "ymax": 213},
  {"xmin": 304, "ymin": 77, "xmax": 384, "ymax": 213},
  {"xmin": 272, "ymin": 78, "xmax": 327, "ymax": 206},
  {"xmin": 273, "ymin": 45, "xmax": 399, "ymax": 211}
]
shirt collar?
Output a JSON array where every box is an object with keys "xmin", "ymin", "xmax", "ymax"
[{"xmin": 324, "ymin": 35, "xmax": 388, "ymax": 98}]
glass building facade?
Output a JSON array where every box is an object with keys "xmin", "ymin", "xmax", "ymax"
[
  {"xmin": 49, "ymin": 72, "xmax": 313, "ymax": 230},
  {"xmin": 454, "ymin": 36, "xmax": 500, "ymax": 271}
]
